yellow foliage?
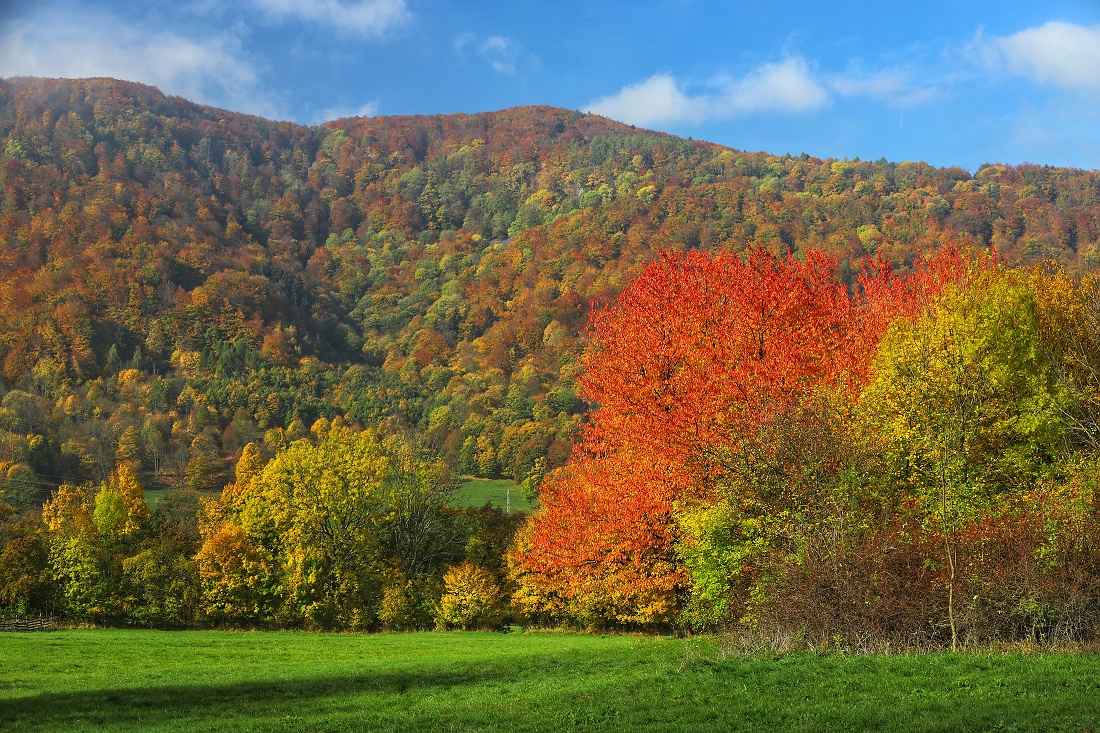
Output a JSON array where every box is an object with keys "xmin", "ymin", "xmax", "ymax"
[
  {"xmin": 436, "ymin": 562, "xmax": 504, "ymax": 630},
  {"xmin": 195, "ymin": 426, "xmax": 454, "ymax": 628},
  {"xmin": 195, "ymin": 520, "xmax": 278, "ymax": 623},
  {"xmin": 112, "ymin": 462, "xmax": 150, "ymax": 526},
  {"xmin": 42, "ymin": 483, "xmax": 94, "ymax": 534},
  {"xmin": 235, "ymin": 442, "xmax": 265, "ymax": 485}
]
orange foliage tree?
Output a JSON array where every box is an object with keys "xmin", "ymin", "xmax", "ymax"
[
  {"xmin": 510, "ymin": 245, "xmax": 974, "ymax": 628},
  {"xmin": 512, "ymin": 248, "xmax": 866, "ymax": 625}
]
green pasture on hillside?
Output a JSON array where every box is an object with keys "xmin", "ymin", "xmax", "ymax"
[
  {"xmin": 144, "ymin": 478, "xmax": 533, "ymax": 513},
  {"xmin": 142, "ymin": 488, "xmax": 173, "ymax": 507},
  {"xmin": 3, "ymin": 630, "xmax": 1100, "ymax": 732},
  {"xmin": 452, "ymin": 477, "xmax": 534, "ymax": 513}
]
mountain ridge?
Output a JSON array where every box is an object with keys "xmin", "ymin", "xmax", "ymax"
[
  {"xmin": 0, "ymin": 75, "xmax": 1097, "ymax": 504},
  {"xmin": 9, "ymin": 76, "xmax": 1078, "ymax": 173}
]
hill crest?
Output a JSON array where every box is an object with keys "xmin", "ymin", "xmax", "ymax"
[{"xmin": 0, "ymin": 75, "xmax": 1096, "ymax": 500}]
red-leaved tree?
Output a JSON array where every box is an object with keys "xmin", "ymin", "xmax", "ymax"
[{"xmin": 509, "ymin": 245, "xmax": 974, "ymax": 627}]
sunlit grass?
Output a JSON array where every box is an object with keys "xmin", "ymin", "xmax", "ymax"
[
  {"xmin": 3, "ymin": 630, "xmax": 1100, "ymax": 732},
  {"xmin": 141, "ymin": 488, "xmax": 173, "ymax": 507},
  {"xmin": 142, "ymin": 478, "xmax": 530, "ymax": 513},
  {"xmin": 451, "ymin": 477, "xmax": 534, "ymax": 513}
]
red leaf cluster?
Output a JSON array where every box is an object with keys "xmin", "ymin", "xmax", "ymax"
[
  {"xmin": 581, "ymin": 248, "xmax": 858, "ymax": 473},
  {"xmin": 512, "ymin": 245, "xmax": 968, "ymax": 624}
]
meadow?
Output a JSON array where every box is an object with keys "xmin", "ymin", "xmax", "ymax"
[
  {"xmin": 141, "ymin": 488, "xmax": 174, "ymax": 507},
  {"xmin": 142, "ymin": 478, "xmax": 532, "ymax": 514},
  {"xmin": 452, "ymin": 477, "xmax": 534, "ymax": 513},
  {"xmin": 143, "ymin": 477, "xmax": 532, "ymax": 510},
  {"xmin": 3, "ymin": 630, "xmax": 1100, "ymax": 732}
]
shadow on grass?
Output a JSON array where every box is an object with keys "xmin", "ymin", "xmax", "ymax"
[{"xmin": 3, "ymin": 665, "xmax": 494, "ymax": 730}]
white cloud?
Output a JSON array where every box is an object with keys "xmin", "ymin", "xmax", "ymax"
[
  {"xmin": 586, "ymin": 58, "xmax": 828, "ymax": 127},
  {"xmin": 313, "ymin": 100, "xmax": 378, "ymax": 123},
  {"xmin": 957, "ymin": 21, "xmax": 1100, "ymax": 169},
  {"xmin": 984, "ymin": 21, "xmax": 1100, "ymax": 91},
  {"xmin": 720, "ymin": 58, "xmax": 829, "ymax": 114},
  {"xmin": 0, "ymin": 18, "xmax": 279, "ymax": 118},
  {"xmin": 827, "ymin": 69, "xmax": 938, "ymax": 107},
  {"xmin": 480, "ymin": 36, "xmax": 517, "ymax": 75},
  {"xmin": 586, "ymin": 74, "xmax": 704, "ymax": 126},
  {"xmin": 586, "ymin": 56, "xmax": 951, "ymax": 128},
  {"xmin": 251, "ymin": 0, "xmax": 409, "ymax": 38},
  {"xmin": 455, "ymin": 33, "xmax": 534, "ymax": 76},
  {"xmin": 829, "ymin": 70, "xmax": 906, "ymax": 98}
]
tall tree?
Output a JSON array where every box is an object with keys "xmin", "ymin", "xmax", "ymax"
[{"xmin": 860, "ymin": 270, "xmax": 1066, "ymax": 648}]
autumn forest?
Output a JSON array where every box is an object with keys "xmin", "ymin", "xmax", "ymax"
[{"xmin": 3, "ymin": 77, "xmax": 1100, "ymax": 646}]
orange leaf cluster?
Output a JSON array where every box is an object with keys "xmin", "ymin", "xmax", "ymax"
[{"xmin": 512, "ymin": 245, "xmax": 968, "ymax": 624}]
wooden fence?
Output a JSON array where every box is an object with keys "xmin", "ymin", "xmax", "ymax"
[{"xmin": 0, "ymin": 615, "xmax": 59, "ymax": 631}]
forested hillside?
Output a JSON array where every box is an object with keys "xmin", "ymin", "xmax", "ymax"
[
  {"xmin": 1, "ymin": 77, "xmax": 1098, "ymax": 506},
  {"xmin": 5, "ymin": 78, "xmax": 1100, "ymax": 636}
]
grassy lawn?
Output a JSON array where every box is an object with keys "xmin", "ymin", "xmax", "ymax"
[
  {"xmin": 144, "ymin": 481, "xmax": 530, "ymax": 513},
  {"xmin": 3, "ymin": 630, "xmax": 1100, "ymax": 732},
  {"xmin": 451, "ymin": 477, "xmax": 534, "ymax": 513},
  {"xmin": 142, "ymin": 488, "xmax": 172, "ymax": 507}
]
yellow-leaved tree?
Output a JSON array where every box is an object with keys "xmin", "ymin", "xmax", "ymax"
[
  {"xmin": 197, "ymin": 427, "xmax": 456, "ymax": 629},
  {"xmin": 436, "ymin": 561, "xmax": 504, "ymax": 630},
  {"xmin": 861, "ymin": 270, "xmax": 1067, "ymax": 649},
  {"xmin": 42, "ymin": 464, "xmax": 153, "ymax": 622}
]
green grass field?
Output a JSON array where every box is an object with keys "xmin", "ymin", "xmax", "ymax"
[
  {"xmin": 144, "ymin": 479, "xmax": 532, "ymax": 514},
  {"xmin": 452, "ymin": 477, "xmax": 534, "ymax": 513},
  {"xmin": 142, "ymin": 488, "xmax": 173, "ymax": 507},
  {"xmin": 3, "ymin": 630, "xmax": 1100, "ymax": 732}
]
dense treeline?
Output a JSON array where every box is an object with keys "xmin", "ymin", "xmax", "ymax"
[
  {"xmin": 11, "ymin": 246, "xmax": 1100, "ymax": 644},
  {"xmin": 3, "ymin": 77, "xmax": 1100, "ymax": 638},
  {"xmin": 5, "ymin": 423, "xmax": 519, "ymax": 629},
  {"xmin": 1, "ymin": 78, "xmax": 1099, "ymax": 508},
  {"xmin": 513, "ymin": 248, "xmax": 1100, "ymax": 646}
]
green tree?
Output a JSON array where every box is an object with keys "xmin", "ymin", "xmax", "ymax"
[
  {"xmin": 0, "ymin": 509, "xmax": 53, "ymax": 615},
  {"xmin": 1, "ymin": 464, "xmax": 40, "ymax": 512},
  {"xmin": 861, "ymin": 271, "xmax": 1066, "ymax": 649},
  {"xmin": 201, "ymin": 427, "xmax": 457, "ymax": 629},
  {"xmin": 42, "ymin": 483, "xmax": 110, "ymax": 620},
  {"xmin": 184, "ymin": 434, "xmax": 225, "ymax": 491}
]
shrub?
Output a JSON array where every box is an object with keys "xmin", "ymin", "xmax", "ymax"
[{"xmin": 435, "ymin": 562, "xmax": 504, "ymax": 630}]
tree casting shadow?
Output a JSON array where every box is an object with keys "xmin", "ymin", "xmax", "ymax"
[{"xmin": 3, "ymin": 665, "xmax": 494, "ymax": 730}]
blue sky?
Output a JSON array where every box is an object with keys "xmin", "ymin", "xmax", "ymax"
[{"xmin": 2, "ymin": 0, "xmax": 1100, "ymax": 170}]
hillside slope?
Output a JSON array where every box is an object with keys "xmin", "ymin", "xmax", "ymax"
[{"xmin": 0, "ymin": 76, "xmax": 1098, "ymax": 501}]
